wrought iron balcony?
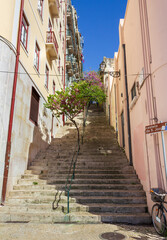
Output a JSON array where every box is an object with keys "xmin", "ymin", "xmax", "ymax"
[
  {"xmin": 66, "ymin": 29, "xmax": 73, "ymax": 45},
  {"xmin": 48, "ymin": 0, "xmax": 59, "ymax": 18},
  {"xmin": 68, "ymin": 45, "xmax": 74, "ymax": 54},
  {"xmin": 67, "ymin": 68, "xmax": 73, "ymax": 77},
  {"xmin": 66, "ymin": 55, "xmax": 72, "ymax": 69},
  {"xmin": 46, "ymin": 31, "xmax": 58, "ymax": 60},
  {"xmin": 75, "ymin": 29, "xmax": 80, "ymax": 44}
]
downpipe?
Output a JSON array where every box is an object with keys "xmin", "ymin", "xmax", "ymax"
[{"xmin": 122, "ymin": 44, "xmax": 133, "ymax": 166}]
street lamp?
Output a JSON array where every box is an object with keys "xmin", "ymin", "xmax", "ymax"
[{"xmin": 100, "ymin": 61, "xmax": 120, "ymax": 78}]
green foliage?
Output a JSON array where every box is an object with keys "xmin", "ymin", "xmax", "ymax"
[{"xmin": 44, "ymin": 71, "xmax": 106, "ymax": 121}]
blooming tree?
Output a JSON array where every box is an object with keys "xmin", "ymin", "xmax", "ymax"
[{"xmin": 44, "ymin": 71, "xmax": 106, "ymax": 143}]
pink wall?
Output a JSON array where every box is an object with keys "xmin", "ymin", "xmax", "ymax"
[{"xmin": 113, "ymin": 0, "xmax": 167, "ymax": 212}]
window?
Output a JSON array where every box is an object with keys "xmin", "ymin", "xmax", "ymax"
[
  {"xmin": 48, "ymin": 19, "xmax": 52, "ymax": 31},
  {"xmin": 62, "ymin": 37, "xmax": 64, "ymax": 52},
  {"xmin": 131, "ymin": 82, "xmax": 136, "ymax": 100},
  {"xmin": 53, "ymin": 81, "xmax": 55, "ymax": 94},
  {"xmin": 58, "ymin": 56, "xmax": 61, "ymax": 73},
  {"xmin": 45, "ymin": 65, "xmax": 49, "ymax": 89},
  {"xmin": 59, "ymin": 23, "xmax": 62, "ymax": 40},
  {"xmin": 21, "ymin": 13, "xmax": 29, "ymax": 50},
  {"xmin": 62, "ymin": 67, "xmax": 64, "ymax": 84},
  {"xmin": 30, "ymin": 87, "xmax": 40, "ymax": 125},
  {"xmin": 34, "ymin": 41, "xmax": 40, "ymax": 72},
  {"xmin": 38, "ymin": 0, "xmax": 44, "ymax": 19}
]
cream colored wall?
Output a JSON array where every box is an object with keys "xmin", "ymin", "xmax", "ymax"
[
  {"xmin": 0, "ymin": 0, "xmax": 17, "ymax": 41},
  {"xmin": 0, "ymin": 0, "xmax": 67, "ymax": 101},
  {"xmin": 0, "ymin": 0, "xmax": 67, "ymax": 201},
  {"xmin": 18, "ymin": 0, "xmax": 65, "ymax": 100}
]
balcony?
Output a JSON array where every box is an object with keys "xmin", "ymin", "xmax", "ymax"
[
  {"xmin": 48, "ymin": 0, "xmax": 59, "ymax": 18},
  {"xmin": 75, "ymin": 29, "xmax": 80, "ymax": 44},
  {"xmin": 66, "ymin": 29, "xmax": 72, "ymax": 46},
  {"xmin": 75, "ymin": 72, "xmax": 80, "ymax": 78},
  {"xmin": 67, "ymin": 69, "xmax": 73, "ymax": 77},
  {"xmin": 68, "ymin": 45, "xmax": 74, "ymax": 54},
  {"xmin": 66, "ymin": 55, "xmax": 72, "ymax": 69},
  {"xmin": 46, "ymin": 31, "xmax": 58, "ymax": 60}
]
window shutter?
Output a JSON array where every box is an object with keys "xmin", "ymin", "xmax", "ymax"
[{"xmin": 30, "ymin": 87, "xmax": 40, "ymax": 124}]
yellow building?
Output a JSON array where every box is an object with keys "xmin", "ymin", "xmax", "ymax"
[{"xmin": 0, "ymin": 0, "xmax": 82, "ymax": 203}]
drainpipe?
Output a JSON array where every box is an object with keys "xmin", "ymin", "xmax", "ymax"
[
  {"xmin": 122, "ymin": 44, "xmax": 133, "ymax": 166},
  {"xmin": 1, "ymin": 0, "xmax": 24, "ymax": 203},
  {"xmin": 63, "ymin": 0, "xmax": 67, "ymax": 125}
]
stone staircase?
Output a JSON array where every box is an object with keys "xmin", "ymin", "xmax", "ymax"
[{"xmin": 0, "ymin": 106, "xmax": 151, "ymax": 224}]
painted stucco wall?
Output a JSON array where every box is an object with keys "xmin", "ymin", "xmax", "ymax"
[
  {"xmin": 6, "ymin": 58, "xmax": 61, "ymax": 196},
  {"xmin": 0, "ymin": 40, "xmax": 61, "ymax": 200},
  {"xmin": 112, "ymin": 0, "xmax": 167, "ymax": 212}
]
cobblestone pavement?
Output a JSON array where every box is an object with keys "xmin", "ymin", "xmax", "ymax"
[{"xmin": 0, "ymin": 223, "xmax": 166, "ymax": 240}]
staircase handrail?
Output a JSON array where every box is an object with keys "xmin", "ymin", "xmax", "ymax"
[{"xmin": 52, "ymin": 107, "xmax": 88, "ymax": 214}]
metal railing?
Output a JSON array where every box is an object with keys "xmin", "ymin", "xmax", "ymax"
[
  {"xmin": 46, "ymin": 31, "xmax": 58, "ymax": 55},
  {"xmin": 52, "ymin": 107, "xmax": 89, "ymax": 214}
]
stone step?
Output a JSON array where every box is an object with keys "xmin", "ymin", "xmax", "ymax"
[
  {"xmin": 93, "ymin": 212, "xmax": 152, "ymax": 225},
  {"xmin": 55, "ymin": 183, "xmax": 143, "ymax": 191},
  {"xmin": 30, "ymin": 162, "xmax": 130, "ymax": 169},
  {"xmin": 33, "ymin": 157, "xmax": 127, "ymax": 163},
  {"xmin": 0, "ymin": 211, "xmax": 101, "ymax": 223},
  {"xmin": 1, "ymin": 203, "xmax": 88, "ymax": 213},
  {"xmin": 29, "ymin": 166, "xmax": 48, "ymax": 171},
  {"xmin": 48, "ymin": 169, "xmax": 135, "ymax": 175},
  {"xmin": 17, "ymin": 179, "xmax": 47, "ymax": 185},
  {"xmin": 75, "ymin": 196, "xmax": 147, "ymax": 205},
  {"xmin": 29, "ymin": 165, "xmax": 133, "ymax": 171},
  {"xmin": 9, "ymin": 190, "xmax": 63, "ymax": 197},
  {"xmin": 69, "ymin": 189, "xmax": 146, "ymax": 197},
  {"xmin": 6, "ymin": 195, "xmax": 76, "ymax": 204},
  {"xmin": 41, "ymin": 174, "xmax": 138, "ymax": 180},
  {"xmin": 85, "ymin": 203, "xmax": 148, "ymax": 213},
  {"xmin": 25, "ymin": 170, "xmax": 48, "ymax": 175},
  {"xmin": 21, "ymin": 174, "xmax": 41, "ymax": 180},
  {"xmin": 37, "ymin": 153, "xmax": 126, "ymax": 158},
  {"xmin": 13, "ymin": 184, "xmax": 59, "ymax": 190},
  {"xmin": 48, "ymin": 178, "xmax": 140, "ymax": 185}
]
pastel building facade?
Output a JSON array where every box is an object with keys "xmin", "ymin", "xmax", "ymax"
[
  {"xmin": 106, "ymin": 0, "xmax": 167, "ymax": 212},
  {"xmin": 66, "ymin": 0, "xmax": 83, "ymax": 87},
  {"xmin": 0, "ymin": 0, "xmax": 82, "ymax": 203}
]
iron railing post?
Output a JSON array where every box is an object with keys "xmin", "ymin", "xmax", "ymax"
[{"xmin": 67, "ymin": 190, "xmax": 70, "ymax": 214}]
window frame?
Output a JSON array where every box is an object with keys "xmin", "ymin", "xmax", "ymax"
[
  {"xmin": 38, "ymin": 0, "xmax": 44, "ymax": 19},
  {"xmin": 29, "ymin": 87, "xmax": 40, "ymax": 126},
  {"xmin": 21, "ymin": 12, "xmax": 29, "ymax": 51},
  {"xmin": 34, "ymin": 41, "xmax": 40, "ymax": 72},
  {"xmin": 131, "ymin": 82, "xmax": 136, "ymax": 101},
  {"xmin": 45, "ymin": 65, "xmax": 49, "ymax": 89},
  {"xmin": 53, "ymin": 80, "xmax": 56, "ymax": 94},
  {"xmin": 58, "ymin": 56, "xmax": 61, "ymax": 73}
]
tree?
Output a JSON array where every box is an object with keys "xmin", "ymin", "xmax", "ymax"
[
  {"xmin": 44, "ymin": 71, "xmax": 106, "ymax": 213},
  {"xmin": 44, "ymin": 71, "xmax": 106, "ymax": 144}
]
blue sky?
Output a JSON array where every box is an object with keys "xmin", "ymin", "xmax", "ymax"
[{"xmin": 72, "ymin": 0, "xmax": 128, "ymax": 72}]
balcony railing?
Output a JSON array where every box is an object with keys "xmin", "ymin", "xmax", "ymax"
[
  {"xmin": 46, "ymin": 31, "xmax": 58, "ymax": 60},
  {"xmin": 66, "ymin": 55, "xmax": 72, "ymax": 69},
  {"xmin": 66, "ymin": 29, "xmax": 73, "ymax": 45},
  {"xmin": 48, "ymin": 0, "xmax": 59, "ymax": 18}
]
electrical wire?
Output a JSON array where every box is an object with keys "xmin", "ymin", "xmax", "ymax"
[{"xmin": 0, "ymin": 69, "xmax": 151, "ymax": 78}]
